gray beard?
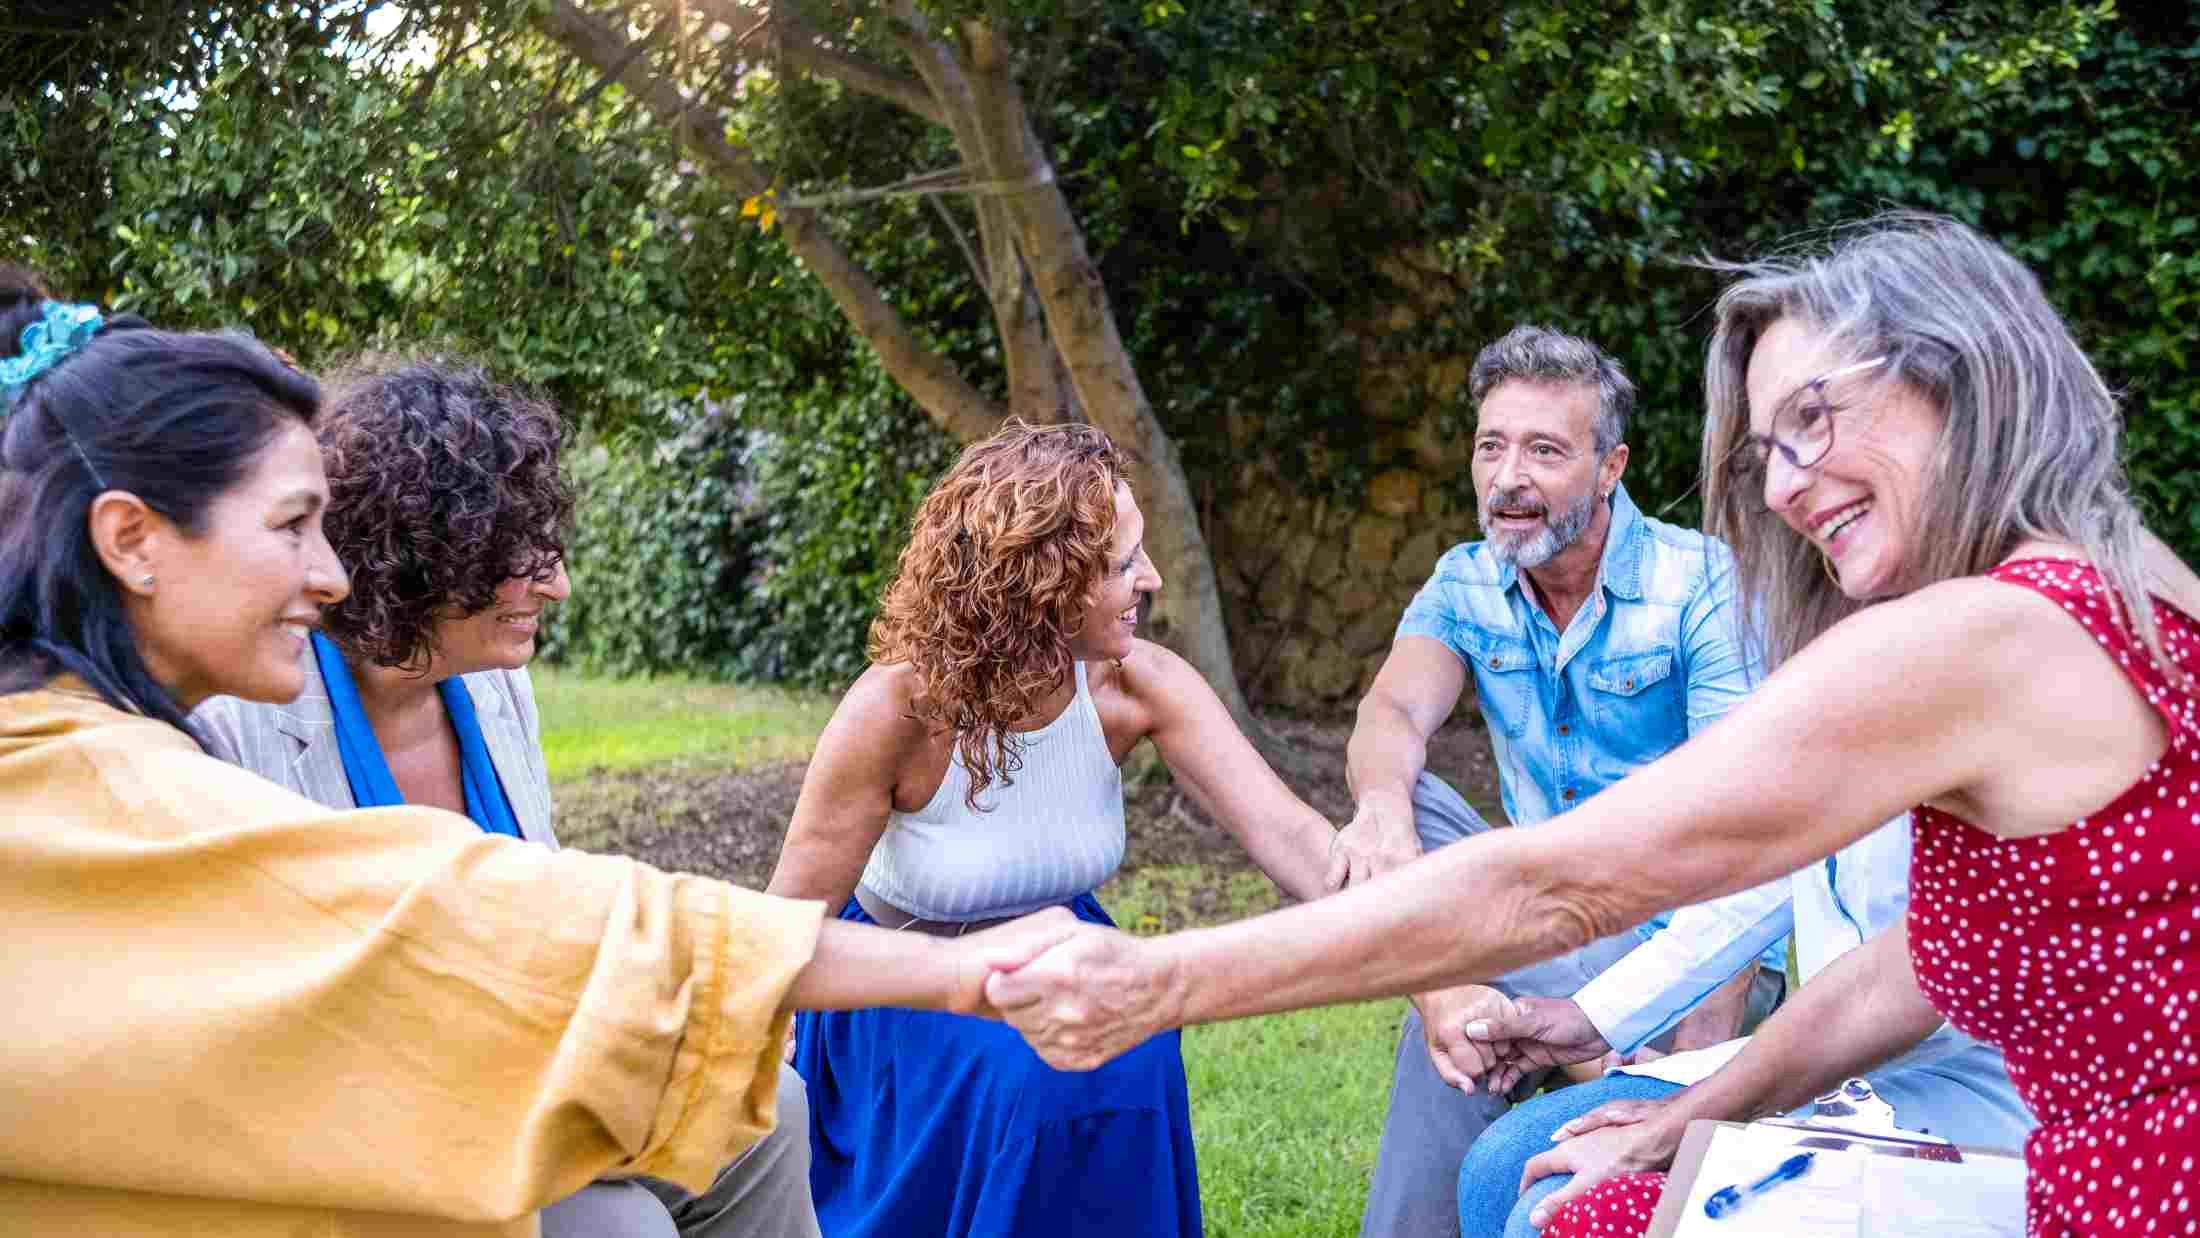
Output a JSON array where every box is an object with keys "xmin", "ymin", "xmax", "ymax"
[{"xmin": 1483, "ymin": 487, "xmax": 1600, "ymax": 569}]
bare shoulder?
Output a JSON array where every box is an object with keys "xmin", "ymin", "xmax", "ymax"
[
  {"xmin": 1098, "ymin": 639, "xmax": 1212, "ymax": 705},
  {"xmin": 1825, "ymin": 574, "xmax": 2080, "ymax": 664},
  {"xmin": 820, "ymin": 663, "xmax": 932, "ymax": 757},
  {"xmin": 1789, "ymin": 572, "xmax": 2128, "ymax": 742}
]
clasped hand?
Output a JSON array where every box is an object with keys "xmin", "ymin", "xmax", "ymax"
[
  {"xmin": 964, "ymin": 921, "xmax": 1177, "ymax": 1071},
  {"xmin": 1423, "ymin": 991, "xmax": 1615, "ymax": 1094}
]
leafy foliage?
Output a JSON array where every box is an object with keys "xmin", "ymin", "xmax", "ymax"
[{"xmin": 8, "ymin": 1, "xmax": 2196, "ymax": 686}]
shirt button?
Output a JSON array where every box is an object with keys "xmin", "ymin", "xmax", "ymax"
[
  {"xmin": 1558, "ymin": 724, "xmax": 1570, "ymax": 735},
  {"xmin": 1562, "ymin": 788, "xmax": 1575, "ymax": 800},
  {"xmin": 1489, "ymin": 656, "xmax": 1503, "ymax": 668},
  {"xmin": 1623, "ymin": 678, "xmax": 1635, "ymax": 690}
]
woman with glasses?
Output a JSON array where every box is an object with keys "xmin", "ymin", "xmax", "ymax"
[
  {"xmin": 0, "ymin": 270, "xmax": 1074, "ymax": 1236},
  {"xmin": 191, "ymin": 354, "xmax": 822, "ymax": 1238},
  {"xmin": 982, "ymin": 214, "xmax": 2200, "ymax": 1238}
]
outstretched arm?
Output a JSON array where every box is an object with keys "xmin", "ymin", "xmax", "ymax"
[
  {"xmin": 1337, "ymin": 636, "xmax": 1467, "ymax": 887},
  {"xmin": 989, "ymin": 579, "xmax": 2034, "ymax": 1069},
  {"xmin": 1125, "ymin": 641, "xmax": 1339, "ymax": 903}
]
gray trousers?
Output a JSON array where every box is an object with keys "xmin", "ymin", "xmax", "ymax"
[
  {"xmin": 540, "ymin": 1063, "xmax": 820, "ymax": 1238},
  {"xmin": 1356, "ymin": 773, "xmax": 1780, "ymax": 1238}
]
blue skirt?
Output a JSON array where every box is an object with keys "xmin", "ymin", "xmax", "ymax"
[{"xmin": 795, "ymin": 892, "xmax": 1202, "ymax": 1238}]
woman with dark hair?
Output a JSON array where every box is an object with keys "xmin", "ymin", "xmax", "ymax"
[
  {"xmin": 0, "ymin": 274, "xmax": 1074, "ymax": 1236},
  {"xmin": 192, "ymin": 354, "xmax": 818, "ymax": 1238},
  {"xmin": 983, "ymin": 215, "xmax": 2200, "ymax": 1238},
  {"xmin": 766, "ymin": 419, "xmax": 1351, "ymax": 1238}
]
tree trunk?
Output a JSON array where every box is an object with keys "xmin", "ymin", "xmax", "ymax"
[
  {"xmin": 956, "ymin": 21, "xmax": 1302, "ymax": 771},
  {"xmin": 544, "ymin": 2, "xmax": 1302, "ymax": 772}
]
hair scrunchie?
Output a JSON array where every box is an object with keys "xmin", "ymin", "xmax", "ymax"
[{"xmin": 1, "ymin": 300, "xmax": 105, "ymax": 410}]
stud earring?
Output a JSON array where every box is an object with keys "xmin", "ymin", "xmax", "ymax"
[{"xmin": 138, "ymin": 573, "xmax": 155, "ymax": 588}]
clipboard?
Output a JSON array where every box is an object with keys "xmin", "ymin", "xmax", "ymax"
[{"xmin": 1643, "ymin": 1120, "xmax": 2026, "ymax": 1238}]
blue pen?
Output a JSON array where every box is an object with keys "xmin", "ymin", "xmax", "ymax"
[{"xmin": 1703, "ymin": 1151, "xmax": 1815, "ymax": 1219}]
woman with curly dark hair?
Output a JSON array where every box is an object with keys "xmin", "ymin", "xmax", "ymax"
[
  {"xmin": 193, "ymin": 355, "xmax": 820, "ymax": 1238},
  {"xmin": 766, "ymin": 418, "xmax": 1348, "ymax": 1238},
  {"xmin": 4, "ymin": 275, "xmax": 1076, "ymax": 1236}
]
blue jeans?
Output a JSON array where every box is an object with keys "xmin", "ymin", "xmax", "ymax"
[{"xmin": 1456, "ymin": 1074, "xmax": 1682, "ymax": 1238}]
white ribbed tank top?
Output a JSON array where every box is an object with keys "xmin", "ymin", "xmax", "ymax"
[{"xmin": 859, "ymin": 661, "xmax": 1127, "ymax": 920}]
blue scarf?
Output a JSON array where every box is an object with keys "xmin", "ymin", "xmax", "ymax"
[{"xmin": 311, "ymin": 632, "xmax": 523, "ymax": 839}]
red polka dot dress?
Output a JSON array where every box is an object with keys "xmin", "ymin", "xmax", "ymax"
[
  {"xmin": 1908, "ymin": 559, "xmax": 2200, "ymax": 1237},
  {"xmin": 1539, "ymin": 1171, "xmax": 1667, "ymax": 1237},
  {"xmin": 1546, "ymin": 560, "xmax": 2200, "ymax": 1238}
]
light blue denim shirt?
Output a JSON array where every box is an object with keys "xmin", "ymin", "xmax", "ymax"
[{"xmin": 1398, "ymin": 483, "xmax": 1772, "ymax": 955}]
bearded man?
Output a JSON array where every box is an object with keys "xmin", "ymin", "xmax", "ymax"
[{"xmin": 1330, "ymin": 326, "xmax": 1789, "ymax": 1238}]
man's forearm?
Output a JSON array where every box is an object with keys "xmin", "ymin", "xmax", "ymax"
[
  {"xmin": 1668, "ymin": 963, "xmax": 1761, "ymax": 1052},
  {"xmin": 1346, "ymin": 696, "xmax": 1430, "ymax": 816}
]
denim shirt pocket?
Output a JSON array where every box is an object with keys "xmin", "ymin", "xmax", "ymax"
[
  {"xmin": 1584, "ymin": 647, "xmax": 1680, "ymax": 738},
  {"xmin": 1466, "ymin": 632, "xmax": 1538, "ymax": 738}
]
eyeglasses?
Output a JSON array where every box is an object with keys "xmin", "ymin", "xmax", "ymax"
[{"xmin": 1725, "ymin": 356, "xmax": 1889, "ymax": 495}]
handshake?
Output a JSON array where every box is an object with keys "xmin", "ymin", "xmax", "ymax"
[
  {"xmin": 1413, "ymin": 986, "xmax": 1623, "ymax": 1095},
  {"xmin": 930, "ymin": 911, "xmax": 1636, "ymax": 1081},
  {"xmin": 944, "ymin": 907, "xmax": 1182, "ymax": 1071},
  {"xmin": 929, "ymin": 912, "xmax": 1626, "ymax": 1086}
]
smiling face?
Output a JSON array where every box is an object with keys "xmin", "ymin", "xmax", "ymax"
[
  {"xmin": 1471, "ymin": 379, "xmax": 1626, "ymax": 569},
  {"xmin": 1746, "ymin": 317, "xmax": 1945, "ymax": 599},
  {"xmin": 130, "ymin": 418, "xmax": 350, "ymax": 709},
  {"xmin": 1066, "ymin": 483, "xmax": 1162, "ymax": 662},
  {"xmin": 419, "ymin": 559, "xmax": 572, "ymax": 678}
]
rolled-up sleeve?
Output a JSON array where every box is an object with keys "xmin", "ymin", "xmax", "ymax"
[
  {"xmin": 1573, "ymin": 876, "xmax": 1794, "ymax": 1055},
  {"xmin": 1678, "ymin": 554, "xmax": 1754, "ymax": 736},
  {"xmin": 4, "ymin": 728, "xmax": 823, "ymax": 1223},
  {"xmin": 1395, "ymin": 547, "xmax": 1472, "ymax": 663}
]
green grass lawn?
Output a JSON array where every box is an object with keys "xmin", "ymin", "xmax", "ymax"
[
  {"xmin": 542, "ymin": 667, "xmax": 1401, "ymax": 1235},
  {"xmin": 1104, "ymin": 866, "xmax": 1402, "ymax": 1237},
  {"xmin": 532, "ymin": 665, "xmax": 837, "ymax": 780}
]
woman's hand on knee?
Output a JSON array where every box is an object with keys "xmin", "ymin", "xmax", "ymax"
[
  {"xmin": 1519, "ymin": 1115, "xmax": 1684, "ymax": 1229},
  {"xmin": 1550, "ymin": 1091, "xmax": 1677, "ymax": 1141}
]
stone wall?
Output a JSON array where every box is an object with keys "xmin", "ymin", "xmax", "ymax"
[{"xmin": 1209, "ymin": 345, "xmax": 1482, "ymax": 715}]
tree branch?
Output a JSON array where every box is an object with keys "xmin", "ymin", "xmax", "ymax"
[
  {"xmin": 537, "ymin": 0, "xmax": 1003, "ymax": 444},
  {"xmin": 925, "ymin": 192, "xmax": 988, "ymax": 288},
  {"xmin": 766, "ymin": 2, "xmax": 945, "ymax": 126},
  {"xmin": 642, "ymin": 0, "xmax": 948, "ymax": 126}
]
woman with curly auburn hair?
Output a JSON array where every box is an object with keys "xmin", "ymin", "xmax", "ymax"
[
  {"xmin": 768, "ymin": 418, "xmax": 1349, "ymax": 1238},
  {"xmin": 191, "ymin": 355, "xmax": 824, "ymax": 1238}
]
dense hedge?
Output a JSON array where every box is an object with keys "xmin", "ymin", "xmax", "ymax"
[{"xmin": 542, "ymin": 378, "xmax": 957, "ymax": 688}]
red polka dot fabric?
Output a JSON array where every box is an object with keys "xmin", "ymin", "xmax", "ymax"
[
  {"xmin": 1909, "ymin": 559, "xmax": 2200, "ymax": 1237},
  {"xmin": 1540, "ymin": 1171, "xmax": 1667, "ymax": 1237}
]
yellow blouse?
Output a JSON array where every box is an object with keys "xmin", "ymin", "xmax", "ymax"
[{"xmin": 0, "ymin": 681, "xmax": 823, "ymax": 1236}]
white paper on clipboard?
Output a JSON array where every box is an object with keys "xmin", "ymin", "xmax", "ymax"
[
  {"xmin": 1658, "ymin": 1121, "xmax": 2027, "ymax": 1238},
  {"xmin": 1668, "ymin": 1124, "xmax": 1866, "ymax": 1238},
  {"xmin": 1855, "ymin": 1152, "xmax": 2026, "ymax": 1237}
]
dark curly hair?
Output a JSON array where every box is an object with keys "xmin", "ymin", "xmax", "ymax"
[
  {"xmin": 869, "ymin": 419, "xmax": 1129, "ymax": 809},
  {"xmin": 316, "ymin": 354, "xmax": 573, "ymax": 670}
]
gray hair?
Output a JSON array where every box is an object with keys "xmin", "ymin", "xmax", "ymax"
[
  {"xmin": 1469, "ymin": 325, "xmax": 1636, "ymax": 456},
  {"xmin": 1699, "ymin": 211, "xmax": 2159, "ymax": 674}
]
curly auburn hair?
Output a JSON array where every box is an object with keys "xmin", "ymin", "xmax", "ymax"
[
  {"xmin": 870, "ymin": 419, "xmax": 1131, "ymax": 809},
  {"xmin": 315, "ymin": 354, "xmax": 573, "ymax": 670}
]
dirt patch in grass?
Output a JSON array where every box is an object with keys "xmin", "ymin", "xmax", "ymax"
[{"xmin": 557, "ymin": 711, "xmax": 1502, "ymax": 895}]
